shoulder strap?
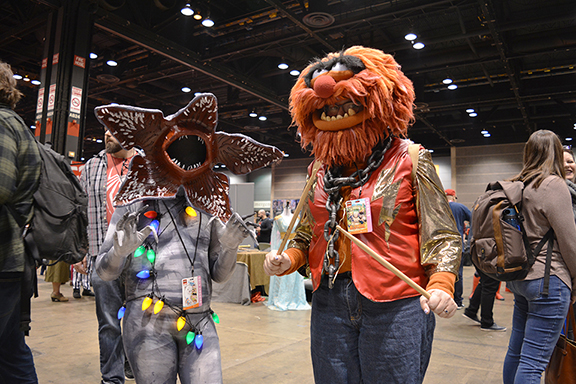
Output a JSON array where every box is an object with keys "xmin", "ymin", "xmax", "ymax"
[{"xmin": 408, "ymin": 143, "xmax": 420, "ymax": 182}]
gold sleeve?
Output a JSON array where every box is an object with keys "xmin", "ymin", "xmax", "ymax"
[{"xmin": 414, "ymin": 147, "xmax": 461, "ymax": 276}]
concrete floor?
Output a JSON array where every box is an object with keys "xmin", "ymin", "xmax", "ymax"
[{"xmin": 26, "ymin": 266, "xmax": 523, "ymax": 384}]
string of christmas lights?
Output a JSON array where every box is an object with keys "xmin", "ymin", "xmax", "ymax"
[{"xmin": 115, "ymin": 203, "xmax": 220, "ymax": 350}]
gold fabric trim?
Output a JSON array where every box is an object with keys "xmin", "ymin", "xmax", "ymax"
[
  {"xmin": 371, "ymin": 159, "xmax": 403, "ymax": 241},
  {"xmin": 415, "ymin": 148, "xmax": 461, "ymax": 275},
  {"xmin": 288, "ymin": 209, "xmax": 314, "ymax": 254}
]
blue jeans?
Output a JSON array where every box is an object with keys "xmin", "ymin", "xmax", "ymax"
[
  {"xmin": 92, "ymin": 270, "xmax": 126, "ymax": 384},
  {"xmin": 454, "ymin": 260, "xmax": 464, "ymax": 306},
  {"xmin": 310, "ymin": 273, "xmax": 435, "ymax": 384},
  {"xmin": 0, "ymin": 272, "xmax": 38, "ymax": 384},
  {"xmin": 503, "ymin": 276, "xmax": 571, "ymax": 384}
]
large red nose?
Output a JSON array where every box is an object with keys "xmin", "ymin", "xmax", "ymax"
[{"xmin": 313, "ymin": 75, "xmax": 336, "ymax": 98}]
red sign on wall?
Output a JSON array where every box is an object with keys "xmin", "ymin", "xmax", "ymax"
[
  {"xmin": 52, "ymin": 53, "xmax": 59, "ymax": 65},
  {"xmin": 73, "ymin": 55, "xmax": 85, "ymax": 69}
]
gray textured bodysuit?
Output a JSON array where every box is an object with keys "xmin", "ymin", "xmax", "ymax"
[{"xmin": 97, "ymin": 196, "xmax": 243, "ymax": 384}]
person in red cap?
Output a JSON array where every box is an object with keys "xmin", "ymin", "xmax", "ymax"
[{"xmin": 445, "ymin": 189, "xmax": 471, "ymax": 308}]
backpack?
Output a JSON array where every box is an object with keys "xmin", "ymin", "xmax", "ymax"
[
  {"xmin": 7, "ymin": 141, "xmax": 88, "ymax": 266},
  {"xmin": 470, "ymin": 180, "xmax": 555, "ymax": 294}
]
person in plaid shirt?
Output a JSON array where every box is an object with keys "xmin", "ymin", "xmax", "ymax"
[
  {"xmin": 0, "ymin": 60, "xmax": 41, "ymax": 384},
  {"xmin": 75, "ymin": 129, "xmax": 137, "ymax": 382}
]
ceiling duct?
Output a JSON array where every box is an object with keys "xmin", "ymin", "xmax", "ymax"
[
  {"xmin": 97, "ymin": 0, "xmax": 125, "ymax": 11},
  {"xmin": 302, "ymin": 0, "xmax": 334, "ymax": 28},
  {"xmin": 153, "ymin": 0, "xmax": 177, "ymax": 11}
]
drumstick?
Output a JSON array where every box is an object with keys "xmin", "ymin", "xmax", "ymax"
[
  {"xmin": 335, "ymin": 225, "xmax": 431, "ymax": 299},
  {"xmin": 276, "ymin": 161, "xmax": 323, "ymax": 254}
]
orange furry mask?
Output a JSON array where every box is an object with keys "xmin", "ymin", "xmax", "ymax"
[{"xmin": 289, "ymin": 46, "xmax": 415, "ymax": 167}]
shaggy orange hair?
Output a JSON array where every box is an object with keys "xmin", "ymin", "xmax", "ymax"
[{"xmin": 289, "ymin": 46, "xmax": 415, "ymax": 167}]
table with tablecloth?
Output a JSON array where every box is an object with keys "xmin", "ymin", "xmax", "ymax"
[{"xmin": 236, "ymin": 248, "xmax": 269, "ymax": 294}]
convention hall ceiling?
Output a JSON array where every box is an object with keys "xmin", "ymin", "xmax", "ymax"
[{"xmin": 1, "ymin": 0, "xmax": 575, "ymax": 159}]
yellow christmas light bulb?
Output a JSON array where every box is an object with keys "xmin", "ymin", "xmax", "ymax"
[
  {"xmin": 177, "ymin": 316, "xmax": 186, "ymax": 331},
  {"xmin": 142, "ymin": 296, "xmax": 153, "ymax": 311},
  {"xmin": 185, "ymin": 206, "xmax": 197, "ymax": 217},
  {"xmin": 153, "ymin": 299, "xmax": 164, "ymax": 314}
]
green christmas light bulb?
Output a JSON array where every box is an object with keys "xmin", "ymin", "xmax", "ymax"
[
  {"xmin": 211, "ymin": 311, "xmax": 220, "ymax": 324},
  {"xmin": 134, "ymin": 245, "xmax": 146, "ymax": 258},
  {"xmin": 186, "ymin": 331, "xmax": 195, "ymax": 345},
  {"xmin": 146, "ymin": 249, "xmax": 156, "ymax": 263}
]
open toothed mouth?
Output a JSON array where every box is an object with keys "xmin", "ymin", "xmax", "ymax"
[
  {"xmin": 166, "ymin": 135, "xmax": 207, "ymax": 171},
  {"xmin": 319, "ymin": 100, "xmax": 363, "ymax": 122}
]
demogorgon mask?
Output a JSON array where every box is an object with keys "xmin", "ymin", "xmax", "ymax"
[{"xmin": 95, "ymin": 93, "xmax": 283, "ymax": 221}]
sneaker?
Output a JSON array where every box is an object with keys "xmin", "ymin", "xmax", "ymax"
[
  {"xmin": 82, "ymin": 289, "xmax": 95, "ymax": 297},
  {"xmin": 481, "ymin": 323, "xmax": 507, "ymax": 332},
  {"xmin": 73, "ymin": 289, "xmax": 81, "ymax": 299},
  {"xmin": 124, "ymin": 361, "xmax": 134, "ymax": 381},
  {"xmin": 462, "ymin": 312, "xmax": 481, "ymax": 324},
  {"xmin": 456, "ymin": 303, "xmax": 465, "ymax": 310}
]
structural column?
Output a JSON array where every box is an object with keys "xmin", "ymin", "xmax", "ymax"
[{"xmin": 35, "ymin": 0, "xmax": 94, "ymax": 160}]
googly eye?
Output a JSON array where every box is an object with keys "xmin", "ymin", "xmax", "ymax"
[
  {"xmin": 330, "ymin": 62, "xmax": 349, "ymax": 72},
  {"xmin": 311, "ymin": 68, "xmax": 328, "ymax": 79}
]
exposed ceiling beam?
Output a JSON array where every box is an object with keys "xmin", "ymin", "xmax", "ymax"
[
  {"xmin": 479, "ymin": 0, "xmax": 532, "ymax": 133},
  {"xmin": 94, "ymin": 8, "xmax": 289, "ymax": 111}
]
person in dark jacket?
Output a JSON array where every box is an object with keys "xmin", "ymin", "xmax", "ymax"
[{"xmin": 0, "ymin": 60, "xmax": 42, "ymax": 384}]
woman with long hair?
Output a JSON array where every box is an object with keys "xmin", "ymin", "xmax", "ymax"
[{"xmin": 503, "ymin": 130, "xmax": 576, "ymax": 383}]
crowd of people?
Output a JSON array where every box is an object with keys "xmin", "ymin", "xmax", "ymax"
[{"xmin": 1, "ymin": 43, "xmax": 576, "ymax": 384}]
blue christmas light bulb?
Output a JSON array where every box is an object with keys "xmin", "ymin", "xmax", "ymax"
[
  {"xmin": 149, "ymin": 220, "xmax": 160, "ymax": 236},
  {"xmin": 117, "ymin": 305, "xmax": 126, "ymax": 320},
  {"xmin": 195, "ymin": 333, "xmax": 204, "ymax": 349},
  {"xmin": 136, "ymin": 270, "xmax": 151, "ymax": 279}
]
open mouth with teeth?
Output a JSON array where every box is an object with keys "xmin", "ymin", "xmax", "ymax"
[
  {"xmin": 165, "ymin": 135, "xmax": 207, "ymax": 172},
  {"xmin": 312, "ymin": 99, "xmax": 367, "ymax": 131}
]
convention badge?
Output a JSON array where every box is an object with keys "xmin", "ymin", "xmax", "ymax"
[
  {"xmin": 345, "ymin": 197, "xmax": 373, "ymax": 234},
  {"xmin": 182, "ymin": 276, "xmax": 202, "ymax": 310}
]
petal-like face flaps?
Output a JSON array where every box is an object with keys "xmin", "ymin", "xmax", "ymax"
[
  {"xmin": 95, "ymin": 93, "xmax": 283, "ymax": 221},
  {"xmin": 215, "ymin": 132, "xmax": 283, "ymax": 175}
]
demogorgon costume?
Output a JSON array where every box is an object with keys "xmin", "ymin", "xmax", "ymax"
[
  {"xmin": 94, "ymin": 94, "xmax": 282, "ymax": 384},
  {"xmin": 274, "ymin": 46, "xmax": 462, "ymax": 383}
]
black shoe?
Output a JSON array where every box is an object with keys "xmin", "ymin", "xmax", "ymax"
[
  {"xmin": 462, "ymin": 312, "xmax": 481, "ymax": 325},
  {"xmin": 82, "ymin": 289, "xmax": 95, "ymax": 297},
  {"xmin": 73, "ymin": 289, "xmax": 81, "ymax": 299},
  {"xmin": 125, "ymin": 361, "xmax": 134, "ymax": 381},
  {"xmin": 481, "ymin": 323, "xmax": 507, "ymax": 332}
]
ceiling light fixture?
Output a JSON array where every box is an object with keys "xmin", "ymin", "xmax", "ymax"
[
  {"xmin": 428, "ymin": 149, "xmax": 434, "ymax": 153},
  {"xmin": 404, "ymin": 33, "xmax": 417, "ymax": 41},
  {"xmin": 566, "ymin": 137, "xmax": 573, "ymax": 141},
  {"xmin": 413, "ymin": 42, "xmax": 425, "ymax": 50},
  {"xmin": 469, "ymin": 112, "xmax": 478, "ymax": 117},
  {"xmin": 194, "ymin": 92, "xmax": 202, "ymax": 97},
  {"xmin": 290, "ymin": 69, "xmax": 300, "ymax": 76},
  {"xmin": 106, "ymin": 59, "xmax": 118, "ymax": 67},
  {"xmin": 23, "ymin": 76, "xmax": 30, "ymax": 82},
  {"xmin": 258, "ymin": 116, "xmax": 267, "ymax": 121},
  {"xmin": 13, "ymin": 74, "xmax": 22, "ymax": 80},
  {"xmin": 181, "ymin": 87, "xmax": 191, "ymax": 93},
  {"xmin": 181, "ymin": 3, "xmax": 194, "ymax": 16},
  {"xmin": 283, "ymin": 153, "xmax": 289, "ymax": 157},
  {"xmin": 466, "ymin": 108, "xmax": 475, "ymax": 113},
  {"xmin": 481, "ymin": 130, "xmax": 488, "ymax": 134},
  {"xmin": 90, "ymin": 52, "xmax": 98, "ymax": 59},
  {"xmin": 447, "ymin": 84, "xmax": 458, "ymax": 90},
  {"xmin": 483, "ymin": 133, "xmax": 491, "ymax": 137},
  {"xmin": 202, "ymin": 11, "xmax": 214, "ymax": 27},
  {"xmin": 249, "ymin": 110, "xmax": 257, "ymax": 118},
  {"xmin": 278, "ymin": 62, "xmax": 289, "ymax": 70},
  {"xmin": 31, "ymin": 80, "xmax": 41, "ymax": 85},
  {"xmin": 442, "ymin": 78, "xmax": 453, "ymax": 85}
]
